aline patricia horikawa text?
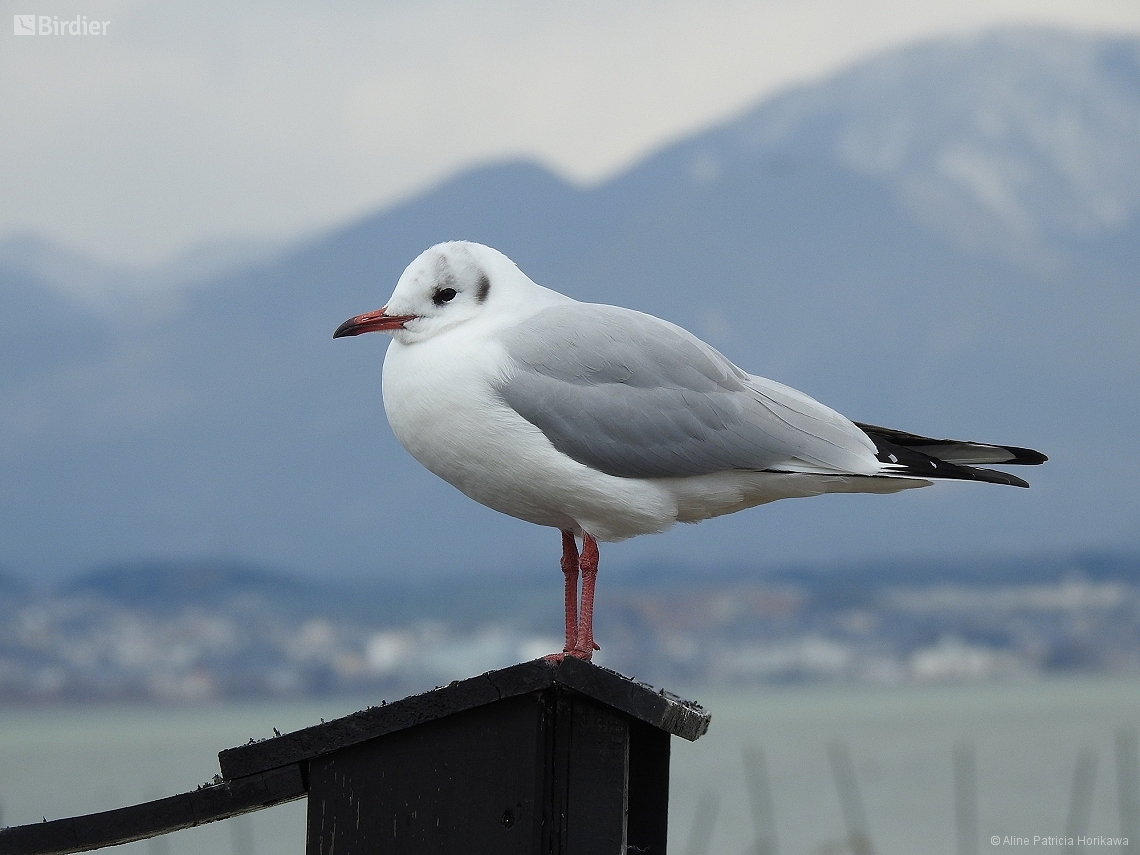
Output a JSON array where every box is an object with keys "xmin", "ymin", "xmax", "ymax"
[{"xmin": 992, "ymin": 836, "xmax": 1128, "ymax": 847}]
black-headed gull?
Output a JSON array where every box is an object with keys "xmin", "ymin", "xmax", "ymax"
[{"xmin": 334, "ymin": 241, "xmax": 1046, "ymax": 661}]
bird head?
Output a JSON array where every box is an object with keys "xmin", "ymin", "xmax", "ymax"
[{"xmin": 333, "ymin": 241, "xmax": 533, "ymax": 345}]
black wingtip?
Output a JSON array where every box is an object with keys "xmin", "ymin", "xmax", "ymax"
[
  {"xmin": 854, "ymin": 422, "xmax": 1047, "ymax": 467},
  {"xmin": 858, "ymin": 426, "xmax": 1039, "ymax": 488},
  {"xmin": 973, "ymin": 468, "xmax": 1032, "ymax": 488},
  {"xmin": 1005, "ymin": 446, "xmax": 1048, "ymax": 466}
]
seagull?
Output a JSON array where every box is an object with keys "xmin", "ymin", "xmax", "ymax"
[{"xmin": 334, "ymin": 241, "xmax": 1046, "ymax": 661}]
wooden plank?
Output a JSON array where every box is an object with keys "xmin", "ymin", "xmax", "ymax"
[
  {"xmin": 544, "ymin": 685, "xmax": 575, "ymax": 854},
  {"xmin": 563, "ymin": 695, "xmax": 630, "ymax": 855},
  {"xmin": 626, "ymin": 719, "xmax": 672, "ymax": 855},
  {"xmin": 220, "ymin": 659, "xmax": 710, "ymax": 780},
  {"xmin": 0, "ymin": 765, "xmax": 305, "ymax": 855},
  {"xmin": 220, "ymin": 660, "xmax": 550, "ymax": 780},
  {"xmin": 306, "ymin": 693, "xmax": 546, "ymax": 855},
  {"xmin": 554, "ymin": 657, "xmax": 711, "ymax": 742}
]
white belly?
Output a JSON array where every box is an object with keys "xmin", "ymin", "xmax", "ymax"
[{"xmin": 381, "ymin": 334, "xmax": 679, "ymax": 540}]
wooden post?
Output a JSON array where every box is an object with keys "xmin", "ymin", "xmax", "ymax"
[
  {"xmin": 0, "ymin": 659, "xmax": 709, "ymax": 855},
  {"xmin": 304, "ymin": 688, "xmax": 658, "ymax": 853}
]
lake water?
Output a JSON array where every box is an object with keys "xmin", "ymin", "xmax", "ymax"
[{"xmin": 1, "ymin": 676, "xmax": 1137, "ymax": 854}]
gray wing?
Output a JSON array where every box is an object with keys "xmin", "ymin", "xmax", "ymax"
[{"xmin": 495, "ymin": 303, "xmax": 879, "ymax": 478}]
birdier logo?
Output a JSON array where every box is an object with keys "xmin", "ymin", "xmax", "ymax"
[{"xmin": 13, "ymin": 14, "xmax": 110, "ymax": 35}]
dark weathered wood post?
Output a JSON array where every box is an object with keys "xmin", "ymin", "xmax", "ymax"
[{"xmin": 0, "ymin": 658, "xmax": 709, "ymax": 855}]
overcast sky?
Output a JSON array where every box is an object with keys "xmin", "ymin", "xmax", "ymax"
[{"xmin": 3, "ymin": 0, "xmax": 1139, "ymax": 267}]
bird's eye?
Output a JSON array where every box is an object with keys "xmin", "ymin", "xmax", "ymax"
[{"xmin": 433, "ymin": 287, "xmax": 457, "ymax": 305}]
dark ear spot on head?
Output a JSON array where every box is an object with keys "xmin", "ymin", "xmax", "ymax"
[{"xmin": 476, "ymin": 274, "xmax": 490, "ymax": 304}]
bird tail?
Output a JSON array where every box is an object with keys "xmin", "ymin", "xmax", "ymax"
[{"xmin": 853, "ymin": 422, "xmax": 1048, "ymax": 488}]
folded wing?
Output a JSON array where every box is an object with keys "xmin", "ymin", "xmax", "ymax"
[{"xmin": 495, "ymin": 304, "xmax": 881, "ymax": 479}]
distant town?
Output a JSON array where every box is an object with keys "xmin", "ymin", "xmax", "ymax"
[{"xmin": 1, "ymin": 552, "xmax": 1137, "ymax": 703}]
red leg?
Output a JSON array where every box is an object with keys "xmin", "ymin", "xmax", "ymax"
[
  {"xmin": 569, "ymin": 533, "xmax": 600, "ymax": 661},
  {"xmin": 545, "ymin": 530, "xmax": 579, "ymax": 661},
  {"xmin": 559, "ymin": 530, "xmax": 579, "ymax": 653}
]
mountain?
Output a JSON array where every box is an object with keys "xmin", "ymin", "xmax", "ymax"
[
  {"xmin": 0, "ymin": 232, "xmax": 281, "ymax": 303},
  {"xmin": 1, "ymin": 27, "xmax": 1138, "ymax": 586},
  {"xmin": 61, "ymin": 558, "xmax": 314, "ymax": 613}
]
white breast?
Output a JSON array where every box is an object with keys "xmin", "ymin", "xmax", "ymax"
[{"xmin": 381, "ymin": 329, "xmax": 680, "ymax": 540}]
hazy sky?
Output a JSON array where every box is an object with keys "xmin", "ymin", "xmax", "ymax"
[{"xmin": 3, "ymin": 0, "xmax": 1140, "ymax": 266}]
